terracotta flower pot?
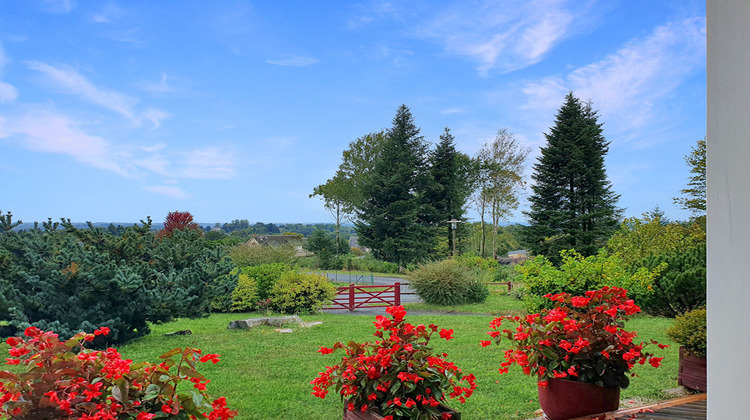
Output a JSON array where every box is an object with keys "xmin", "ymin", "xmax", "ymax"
[
  {"xmin": 342, "ymin": 404, "xmax": 461, "ymax": 420},
  {"xmin": 538, "ymin": 378, "xmax": 620, "ymax": 420},
  {"xmin": 678, "ymin": 346, "xmax": 707, "ymax": 392}
]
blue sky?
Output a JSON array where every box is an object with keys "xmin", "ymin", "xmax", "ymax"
[{"xmin": 0, "ymin": 1, "xmax": 706, "ymax": 225}]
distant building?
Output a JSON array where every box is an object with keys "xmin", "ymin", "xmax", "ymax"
[
  {"xmin": 245, "ymin": 235, "xmax": 312, "ymax": 257},
  {"xmin": 348, "ymin": 235, "xmax": 371, "ymax": 253},
  {"xmin": 507, "ymin": 250, "xmax": 529, "ymax": 260}
]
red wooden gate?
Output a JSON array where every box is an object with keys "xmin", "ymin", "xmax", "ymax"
[{"xmin": 323, "ymin": 283, "xmax": 401, "ymax": 311}]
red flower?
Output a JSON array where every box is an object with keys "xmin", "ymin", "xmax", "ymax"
[
  {"xmin": 480, "ymin": 340, "xmax": 491, "ymax": 347},
  {"xmin": 317, "ymin": 347, "xmax": 334, "ymax": 355},
  {"xmin": 439, "ymin": 329, "xmax": 454, "ymax": 340}
]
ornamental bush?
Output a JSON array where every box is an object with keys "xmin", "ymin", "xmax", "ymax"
[
  {"xmin": 516, "ymin": 249, "xmax": 663, "ymax": 312},
  {"xmin": 238, "ymin": 263, "xmax": 294, "ymax": 300},
  {"xmin": 229, "ymin": 274, "xmax": 259, "ymax": 312},
  {"xmin": 0, "ymin": 217, "xmax": 234, "ymax": 344},
  {"xmin": 1, "ymin": 326, "xmax": 237, "ymax": 419},
  {"xmin": 667, "ymin": 308, "xmax": 706, "ymax": 357},
  {"xmin": 632, "ymin": 244, "xmax": 706, "ymax": 317},
  {"xmin": 269, "ymin": 272, "xmax": 336, "ymax": 314},
  {"xmin": 408, "ymin": 259, "xmax": 489, "ymax": 305}
]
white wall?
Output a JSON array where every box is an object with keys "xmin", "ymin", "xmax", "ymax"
[{"xmin": 707, "ymin": 1, "xmax": 750, "ymax": 417}]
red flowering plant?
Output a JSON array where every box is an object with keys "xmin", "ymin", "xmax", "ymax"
[
  {"xmin": 0, "ymin": 326, "xmax": 237, "ymax": 419},
  {"xmin": 311, "ymin": 306, "xmax": 476, "ymax": 420},
  {"xmin": 484, "ymin": 287, "xmax": 668, "ymax": 389}
]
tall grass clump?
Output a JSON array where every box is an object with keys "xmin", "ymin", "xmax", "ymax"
[{"xmin": 408, "ymin": 259, "xmax": 489, "ymax": 305}]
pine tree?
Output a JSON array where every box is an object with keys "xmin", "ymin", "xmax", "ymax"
[
  {"xmin": 524, "ymin": 92, "xmax": 621, "ymax": 263},
  {"xmin": 424, "ymin": 128, "xmax": 473, "ymax": 256},
  {"xmin": 673, "ymin": 136, "xmax": 706, "ymax": 217},
  {"xmin": 355, "ymin": 105, "xmax": 431, "ymax": 266}
]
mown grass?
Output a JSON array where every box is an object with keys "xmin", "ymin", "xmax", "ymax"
[
  {"xmin": 403, "ymin": 291, "xmax": 527, "ymax": 316},
  {"xmin": 111, "ymin": 310, "xmax": 678, "ymax": 420}
]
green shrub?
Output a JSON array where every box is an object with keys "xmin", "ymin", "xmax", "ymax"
[
  {"xmin": 408, "ymin": 259, "xmax": 489, "ymax": 305},
  {"xmin": 229, "ymin": 244, "xmax": 296, "ymax": 267},
  {"xmin": 348, "ymin": 255, "xmax": 399, "ymax": 274},
  {"xmin": 230, "ymin": 274, "xmax": 259, "ymax": 312},
  {"xmin": 0, "ymin": 219, "xmax": 234, "ymax": 345},
  {"xmin": 454, "ymin": 255, "xmax": 499, "ymax": 272},
  {"xmin": 517, "ymin": 249, "xmax": 663, "ymax": 312},
  {"xmin": 269, "ymin": 272, "xmax": 336, "ymax": 314},
  {"xmin": 667, "ymin": 308, "xmax": 706, "ymax": 356},
  {"xmin": 239, "ymin": 263, "xmax": 294, "ymax": 300},
  {"xmin": 633, "ymin": 244, "xmax": 706, "ymax": 317}
]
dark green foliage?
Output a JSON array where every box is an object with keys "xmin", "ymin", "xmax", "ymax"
[
  {"xmin": 666, "ymin": 308, "xmax": 706, "ymax": 357},
  {"xmin": 268, "ymin": 272, "xmax": 336, "ymax": 314},
  {"xmin": 408, "ymin": 259, "xmax": 489, "ymax": 305},
  {"xmin": 524, "ymin": 93, "xmax": 622, "ymax": 263},
  {"xmin": 424, "ymin": 128, "xmax": 474, "ymax": 255},
  {"xmin": 304, "ymin": 229, "xmax": 338, "ymax": 269},
  {"xmin": 238, "ymin": 263, "xmax": 294, "ymax": 301},
  {"xmin": 355, "ymin": 105, "xmax": 433, "ymax": 266},
  {"xmin": 0, "ymin": 218, "xmax": 235, "ymax": 344},
  {"xmin": 673, "ymin": 137, "xmax": 706, "ymax": 216},
  {"xmin": 635, "ymin": 244, "xmax": 706, "ymax": 317}
]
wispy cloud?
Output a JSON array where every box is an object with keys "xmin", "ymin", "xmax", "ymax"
[
  {"xmin": 141, "ymin": 73, "xmax": 175, "ymax": 93},
  {"xmin": 0, "ymin": 109, "xmax": 128, "ymax": 176},
  {"xmin": 91, "ymin": 2, "xmax": 125, "ymax": 23},
  {"xmin": 39, "ymin": 0, "xmax": 75, "ymax": 14},
  {"xmin": 143, "ymin": 185, "xmax": 191, "ymax": 199},
  {"xmin": 346, "ymin": 2, "xmax": 402, "ymax": 29},
  {"xmin": 417, "ymin": 0, "xmax": 594, "ymax": 75},
  {"xmin": 521, "ymin": 17, "xmax": 706, "ymax": 132},
  {"xmin": 265, "ymin": 56, "xmax": 319, "ymax": 67},
  {"xmin": 25, "ymin": 61, "xmax": 173, "ymax": 128},
  {"xmin": 177, "ymin": 147, "xmax": 236, "ymax": 180},
  {"xmin": 142, "ymin": 108, "xmax": 172, "ymax": 128},
  {"xmin": 0, "ymin": 43, "xmax": 18, "ymax": 102},
  {"xmin": 26, "ymin": 61, "xmax": 140, "ymax": 122}
]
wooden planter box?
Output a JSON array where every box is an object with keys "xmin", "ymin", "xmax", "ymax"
[
  {"xmin": 678, "ymin": 346, "xmax": 707, "ymax": 392},
  {"xmin": 343, "ymin": 404, "xmax": 461, "ymax": 420}
]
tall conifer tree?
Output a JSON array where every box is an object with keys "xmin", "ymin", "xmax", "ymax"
[
  {"xmin": 424, "ymin": 128, "xmax": 473, "ymax": 255},
  {"xmin": 355, "ymin": 105, "xmax": 431, "ymax": 266},
  {"xmin": 524, "ymin": 92, "xmax": 621, "ymax": 262}
]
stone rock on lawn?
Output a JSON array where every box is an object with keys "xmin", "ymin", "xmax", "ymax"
[
  {"xmin": 275, "ymin": 329, "xmax": 294, "ymax": 333},
  {"xmin": 227, "ymin": 315, "xmax": 304, "ymax": 330}
]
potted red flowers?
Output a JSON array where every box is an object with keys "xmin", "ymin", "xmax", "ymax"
[
  {"xmin": 311, "ymin": 306, "xmax": 475, "ymax": 420},
  {"xmin": 1, "ymin": 326, "xmax": 237, "ymax": 419},
  {"xmin": 484, "ymin": 287, "xmax": 668, "ymax": 420}
]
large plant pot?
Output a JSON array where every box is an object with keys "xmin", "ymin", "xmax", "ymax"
[
  {"xmin": 538, "ymin": 378, "xmax": 620, "ymax": 420},
  {"xmin": 678, "ymin": 346, "xmax": 707, "ymax": 392},
  {"xmin": 343, "ymin": 404, "xmax": 461, "ymax": 420}
]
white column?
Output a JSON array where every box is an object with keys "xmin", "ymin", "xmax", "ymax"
[{"xmin": 707, "ymin": 1, "xmax": 750, "ymax": 417}]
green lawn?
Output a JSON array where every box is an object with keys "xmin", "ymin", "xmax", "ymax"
[{"xmin": 112, "ymin": 311, "xmax": 679, "ymax": 420}]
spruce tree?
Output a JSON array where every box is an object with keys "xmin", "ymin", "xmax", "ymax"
[
  {"xmin": 355, "ymin": 105, "xmax": 431, "ymax": 266},
  {"xmin": 524, "ymin": 92, "xmax": 621, "ymax": 262},
  {"xmin": 425, "ymin": 128, "xmax": 473, "ymax": 256}
]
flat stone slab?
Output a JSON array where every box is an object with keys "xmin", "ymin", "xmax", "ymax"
[{"xmin": 228, "ymin": 315, "xmax": 304, "ymax": 330}]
